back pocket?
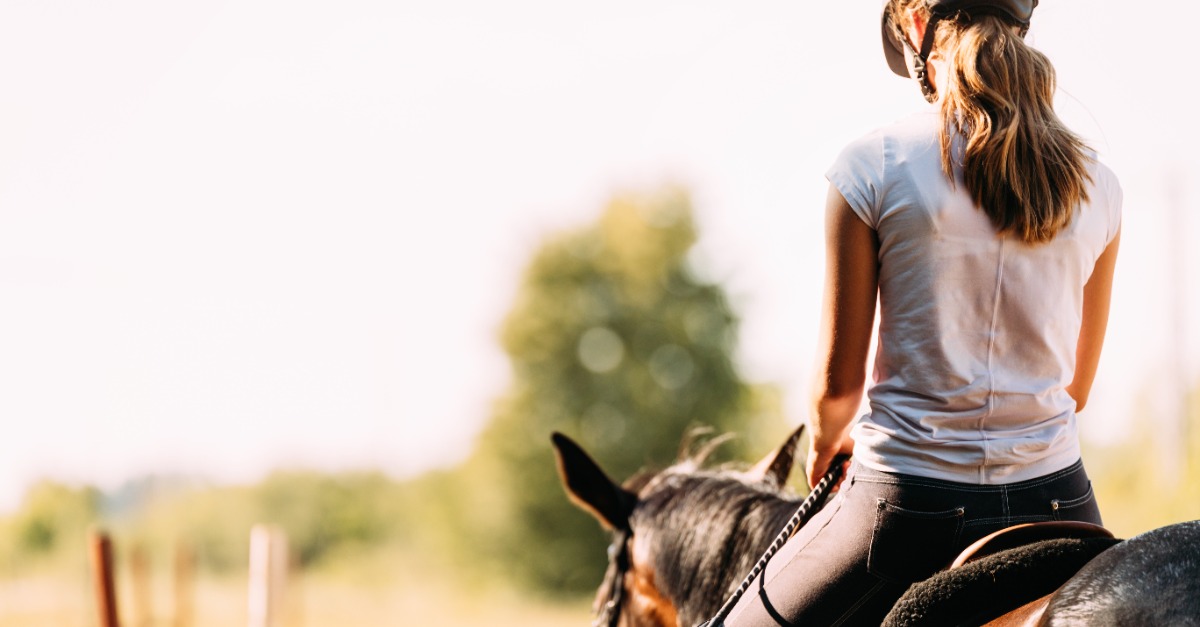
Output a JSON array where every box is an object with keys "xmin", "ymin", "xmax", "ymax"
[
  {"xmin": 867, "ymin": 499, "xmax": 965, "ymax": 582},
  {"xmin": 1051, "ymin": 482, "xmax": 1100, "ymax": 523}
]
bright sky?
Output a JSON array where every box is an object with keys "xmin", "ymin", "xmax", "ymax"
[{"xmin": 1, "ymin": 1, "xmax": 1197, "ymax": 511}]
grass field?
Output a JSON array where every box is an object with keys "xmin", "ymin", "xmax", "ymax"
[{"xmin": 0, "ymin": 568, "xmax": 591, "ymax": 627}]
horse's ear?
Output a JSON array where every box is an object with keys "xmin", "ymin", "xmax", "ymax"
[
  {"xmin": 745, "ymin": 424, "xmax": 806, "ymax": 488},
  {"xmin": 551, "ymin": 432, "xmax": 636, "ymax": 531}
]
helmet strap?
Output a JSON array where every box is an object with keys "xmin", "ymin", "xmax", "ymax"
[
  {"xmin": 903, "ymin": 9, "xmax": 1032, "ymax": 104},
  {"xmin": 902, "ymin": 19, "xmax": 941, "ymax": 103}
]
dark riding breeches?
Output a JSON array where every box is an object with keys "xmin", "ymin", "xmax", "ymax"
[{"xmin": 724, "ymin": 460, "xmax": 1101, "ymax": 627}]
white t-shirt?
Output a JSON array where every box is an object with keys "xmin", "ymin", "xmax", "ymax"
[{"xmin": 826, "ymin": 109, "xmax": 1122, "ymax": 484}]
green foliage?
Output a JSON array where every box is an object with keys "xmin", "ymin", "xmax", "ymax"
[
  {"xmin": 0, "ymin": 481, "xmax": 98, "ymax": 572},
  {"xmin": 117, "ymin": 471, "xmax": 412, "ymax": 574},
  {"xmin": 255, "ymin": 471, "xmax": 399, "ymax": 566},
  {"xmin": 1084, "ymin": 378, "xmax": 1200, "ymax": 538},
  {"xmin": 468, "ymin": 188, "xmax": 781, "ymax": 595},
  {"xmin": 0, "ymin": 471, "xmax": 421, "ymax": 577},
  {"xmin": 133, "ymin": 484, "xmax": 257, "ymax": 573},
  {"xmin": 12, "ymin": 482, "xmax": 97, "ymax": 555}
]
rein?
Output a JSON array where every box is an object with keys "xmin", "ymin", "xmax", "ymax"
[
  {"xmin": 593, "ymin": 527, "xmax": 632, "ymax": 627},
  {"xmin": 697, "ymin": 455, "xmax": 851, "ymax": 627}
]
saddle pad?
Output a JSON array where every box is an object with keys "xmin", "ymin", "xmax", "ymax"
[{"xmin": 882, "ymin": 536, "xmax": 1122, "ymax": 627}]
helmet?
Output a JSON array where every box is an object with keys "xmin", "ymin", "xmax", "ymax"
[{"xmin": 881, "ymin": 0, "xmax": 1038, "ymax": 99}]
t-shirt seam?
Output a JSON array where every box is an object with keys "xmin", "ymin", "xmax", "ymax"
[
  {"xmin": 981, "ymin": 238, "xmax": 1007, "ymax": 472},
  {"xmin": 877, "ymin": 131, "xmax": 888, "ymax": 222}
]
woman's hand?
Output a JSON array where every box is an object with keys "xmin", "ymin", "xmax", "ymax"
[{"xmin": 806, "ymin": 433, "xmax": 855, "ymax": 491}]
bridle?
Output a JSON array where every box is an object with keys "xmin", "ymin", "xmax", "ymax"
[{"xmin": 593, "ymin": 527, "xmax": 632, "ymax": 627}]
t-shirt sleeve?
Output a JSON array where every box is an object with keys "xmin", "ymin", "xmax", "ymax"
[{"xmin": 825, "ymin": 132, "xmax": 886, "ymax": 229}]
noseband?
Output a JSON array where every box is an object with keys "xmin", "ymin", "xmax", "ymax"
[{"xmin": 594, "ymin": 527, "xmax": 632, "ymax": 627}]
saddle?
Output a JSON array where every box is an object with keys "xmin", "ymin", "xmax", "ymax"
[
  {"xmin": 950, "ymin": 521, "xmax": 1114, "ymax": 568},
  {"xmin": 882, "ymin": 521, "xmax": 1121, "ymax": 627}
]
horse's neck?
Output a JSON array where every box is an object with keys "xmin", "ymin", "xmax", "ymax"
[
  {"xmin": 657, "ymin": 490, "xmax": 801, "ymax": 625},
  {"xmin": 720, "ymin": 496, "xmax": 805, "ymax": 582}
]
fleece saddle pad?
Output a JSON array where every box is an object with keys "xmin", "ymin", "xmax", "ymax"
[{"xmin": 882, "ymin": 536, "xmax": 1122, "ymax": 627}]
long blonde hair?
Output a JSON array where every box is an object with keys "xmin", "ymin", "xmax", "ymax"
[{"xmin": 889, "ymin": 2, "xmax": 1092, "ymax": 244}]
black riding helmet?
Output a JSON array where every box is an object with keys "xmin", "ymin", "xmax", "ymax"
[{"xmin": 881, "ymin": 0, "xmax": 1038, "ymax": 100}]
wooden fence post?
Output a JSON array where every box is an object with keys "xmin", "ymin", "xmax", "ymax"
[
  {"xmin": 174, "ymin": 541, "xmax": 195, "ymax": 627},
  {"xmin": 130, "ymin": 543, "xmax": 152, "ymax": 627},
  {"xmin": 88, "ymin": 528, "xmax": 120, "ymax": 627},
  {"xmin": 248, "ymin": 525, "xmax": 288, "ymax": 627}
]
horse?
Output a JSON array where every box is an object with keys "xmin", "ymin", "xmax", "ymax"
[{"xmin": 552, "ymin": 428, "xmax": 1200, "ymax": 626}]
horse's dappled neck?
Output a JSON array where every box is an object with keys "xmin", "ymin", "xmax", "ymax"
[{"xmin": 628, "ymin": 469, "xmax": 802, "ymax": 625}]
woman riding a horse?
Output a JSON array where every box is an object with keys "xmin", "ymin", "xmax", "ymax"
[{"xmin": 725, "ymin": 0, "xmax": 1122, "ymax": 624}]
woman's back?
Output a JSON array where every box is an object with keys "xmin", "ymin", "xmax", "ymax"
[{"xmin": 829, "ymin": 109, "xmax": 1122, "ymax": 483}]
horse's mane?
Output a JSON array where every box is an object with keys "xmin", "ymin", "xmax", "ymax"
[{"xmin": 623, "ymin": 440, "xmax": 803, "ymax": 626}]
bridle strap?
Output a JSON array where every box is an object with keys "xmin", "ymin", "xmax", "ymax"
[
  {"xmin": 593, "ymin": 527, "xmax": 632, "ymax": 627},
  {"xmin": 696, "ymin": 455, "xmax": 851, "ymax": 627}
]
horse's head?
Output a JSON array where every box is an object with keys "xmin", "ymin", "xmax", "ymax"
[{"xmin": 552, "ymin": 426, "xmax": 806, "ymax": 627}]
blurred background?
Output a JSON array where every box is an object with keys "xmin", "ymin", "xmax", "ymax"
[{"xmin": 1, "ymin": 0, "xmax": 1197, "ymax": 625}]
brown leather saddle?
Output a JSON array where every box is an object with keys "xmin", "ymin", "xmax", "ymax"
[
  {"xmin": 950, "ymin": 520, "xmax": 1114, "ymax": 568},
  {"xmin": 882, "ymin": 521, "xmax": 1121, "ymax": 627}
]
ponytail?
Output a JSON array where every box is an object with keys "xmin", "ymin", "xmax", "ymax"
[{"xmin": 936, "ymin": 15, "xmax": 1092, "ymax": 244}]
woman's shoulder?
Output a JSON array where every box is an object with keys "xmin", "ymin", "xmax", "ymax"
[
  {"xmin": 831, "ymin": 110, "xmax": 942, "ymax": 180},
  {"xmin": 840, "ymin": 110, "xmax": 940, "ymax": 150},
  {"xmin": 827, "ymin": 111, "xmax": 944, "ymax": 227},
  {"xmin": 1081, "ymin": 154, "xmax": 1122, "ymax": 208},
  {"xmin": 885, "ymin": 109, "xmax": 942, "ymax": 138},
  {"xmin": 1087, "ymin": 156, "xmax": 1120, "ymax": 188}
]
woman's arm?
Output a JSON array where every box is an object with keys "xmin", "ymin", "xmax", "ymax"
[
  {"xmin": 1067, "ymin": 228, "xmax": 1121, "ymax": 412},
  {"xmin": 807, "ymin": 184, "xmax": 880, "ymax": 488}
]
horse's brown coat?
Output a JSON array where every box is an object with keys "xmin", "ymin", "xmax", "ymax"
[
  {"xmin": 982, "ymin": 594, "xmax": 1050, "ymax": 627},
  {"xmin": 624, "ymin": 533, "xmax": 679, "ymax": 627}
]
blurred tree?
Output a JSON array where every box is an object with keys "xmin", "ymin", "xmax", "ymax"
[
  {"xmin": 0, "ymin": 481, "xmax": 99, "ymax": 571},
  {"xmin": 119, "ymin": 471, "xmax": 407, "ymax": 573},
  {"xmin": 255, "ymin": 471, "xmax": 398, "ymax": 566},
  {"xmin": 469, "ymin": 187, "xmax": 783, "ymax": 594},
  {"xmin": 1086, "ymin": 375, "xmax": 1200, "ymax": 538}
]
